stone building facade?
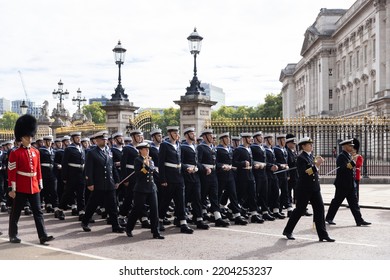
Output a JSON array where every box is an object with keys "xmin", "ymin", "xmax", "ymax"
[{"xmin": 280, "ymin": 0, "xmax": 390, "ymax": 118}]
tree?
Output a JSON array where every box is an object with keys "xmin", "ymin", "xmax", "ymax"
[
  {"xmin": 211, "ymin": 92, "xmax": 282, "ymax": 120},
  {"xmin": 0, "ymin": 111, "xmax": 20, "ymax": 130},
  {"xmin": 82, "ymin": 102, "xmax": 106, "ymax": 124},
  {"xmin": 256, "ymin": 92, "xmax": 283, "ymax": 118},
  {"xmin": 151, "ymin": 107, "xmax": 180, "ymax": 134}
]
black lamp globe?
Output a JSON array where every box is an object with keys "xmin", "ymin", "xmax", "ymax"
[
  {"xmin": 187, "ymin": 28, "xmax": 203, "ymax": 54},
  {"xmin": 111, "ymin": 40, "xmax": 129, "ymax": 101},
  {"xmin": 113, "ymin": 40, "xmax": 127, "ymax": 65},
  {"xmin": 185, "ymin": 28, "xmax": 205, "ymax": 96}
]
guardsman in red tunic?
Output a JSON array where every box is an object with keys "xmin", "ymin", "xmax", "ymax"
[{"xmin": 8, "ymin": 114, "xmax": 54, "ymax": 245}]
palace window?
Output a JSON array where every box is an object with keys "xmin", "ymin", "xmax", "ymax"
[
  {"xmin": 349, "ymin": 55, "xmax": 353, "ymax": 73},
  {"xmin": 364, "ymin": 45, "xmax": 367, "ymax": 64},
  {"xmin": 343, "ymin": 59, "xmax": 346, "ymax": 76},
  {"xmin": 356, "ymin": 50, "xmax": 360, "ymax": 68}
]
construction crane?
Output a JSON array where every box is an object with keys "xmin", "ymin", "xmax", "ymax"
[
  {"xmin": 18, "ymin": 70, "xmax": 29, "ymax": 101},
  {"xmin": 18, "ymin": 71, "xmax": 29, "ymax": 114}
]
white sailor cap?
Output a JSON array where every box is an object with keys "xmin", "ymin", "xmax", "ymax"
[
  {"xmin": 43, "ymin": 135, "xmax": 53, "ymax": 141},
  {"xmin": 231, "ymin": 136, "xmax": 240, "ymax": 141},
  {"xmin": 276, "ymin": 134, "xmax": 286, "ymax": 139},
  {"xmin": 196, "ymin": 137, "xmax": 203, "ymax": 141},
  {"xmin": 112, "ymin": 132, "xmax": 123, "ymax": 138},
  {"xmin": 36, "ymin": 137, "xmax": 43, "ymax": 141},
  {"xmin": 166, "ymin": 126, "xmax": 179, "ymax": 132},
  {"xmin": 240, "ymin": 132, "xmax": 252, "ymax": 138},
  {"xmin": 340, "ymin": 139, "xmax": 354, "ymax": 146},
  {"xmin": 136, "ymin": 142, "xmax": 150, "ymax": 149},
  {"xmin": 81, "ymin": 137, "xmax": 90, "ymax": 142},
  {"xmin": 54, "ymin": 138, "xmax": 62, "ymax": 142},
  {"xmin": 150, "ymin": 128, "xmax": 162, "ymax": 136},
  {"xmin": 263, "ymin": 134, "xmax": 274, "ymax": 139},
  {"xmin": 298, "ymin": 137, "xmax": 313, "ymax": 145},
  {"xmin": 1, "ymin": 140, "xmax": 13, "ymax": 146},
  {"xmin": 70, "ymin": 132, "xmax": 81, "ymax": 137},
  {"xmin": 124, "ymin": 137, "xmax": 132, "ymax": 142},
  {"xmin": 200, "ymin": 128, "xmax": 213, "ymax": 136},
  {"xmin": 61, "ymin": 136, "xmax": 71, "ymax": 141},
  {"xmin": 253, "ymin": 131, "xmax": 263, "ymax": 137},
  {"xmin": 94, "ymin": 130, "xmax": 109, "ymax": 140},
  {"xmin": 130, "ymin": 129, "xmax": 143, "ymax": 136},
  {"xmin": 183, "ymin": 127, "xmax": 195, "ymax": 135},
  {"xmin": 218, "ymin": 132, "xmax": 230, "ymax": 139},
  {"xmin": 286, "ymin": 137, "xmax": 297, "ymax": 144}
]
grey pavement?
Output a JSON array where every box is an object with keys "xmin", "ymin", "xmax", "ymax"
[
  {"xmin": 321, "ymin": 183, "xmax": 390, "ymax": 209},
  {"xmin": 0, "ymin": 183, "xmax": 389, "ymax": 260}
]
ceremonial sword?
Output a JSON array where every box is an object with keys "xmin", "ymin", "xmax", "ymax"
[
  {"xmin": 118, "ymin": 171, "xmax": 135, "ymax": 186},
  {"xmin": 325, "ymin": 166, "xmax": 340, "ymax": 176},
  {"xmin": 273, "ymin": 167, "xmax": 297, "ymax": 174}
]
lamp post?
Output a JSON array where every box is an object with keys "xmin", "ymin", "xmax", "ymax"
[
  {"xmin": 185, "ymin": 28, "xmax": 205, "ymax": 95},
  {"xmin": 20, "ymin": 100, "xmax": 28, "ymax": 115},
  {"xmin": 111, "ymin": 40, "xmax": 129, "ymax": 101},
  {"xmin": 72, "ymin": 88, "xmax": 86, "ymax": 114},
  {"xmin": 52, "ymin": 79, "xmax": 69, "ymax": 107}
]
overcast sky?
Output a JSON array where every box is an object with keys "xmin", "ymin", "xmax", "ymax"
[{"xmin": 0, "ymin": 0, "xmax": 356, "ymax": 114}]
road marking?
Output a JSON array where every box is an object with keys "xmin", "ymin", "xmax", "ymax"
[
  {"xmin": 211, "ymin": 227, "xmax": 378, "ymax": 248},
  {"xmin": 0, "ymin": 237, "xmax": 112, "ymax": 260}
]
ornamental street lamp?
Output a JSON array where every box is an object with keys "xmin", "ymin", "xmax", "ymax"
[
  {"xmin": 185, "ymin": 28, "xmax": 205, "ymax": 95},
  {"xmin": 20, "ymin": 100, "xmax": 28, "ymax": 115},
  {"xmin": 111, "ymin": 40, "xmax": 129, "ymax": 101},
  {"xmin": 52, "ymin": 79, "xmax": 69, "ymax": 106},
  {"xmin": 72, "ymin": 88, "xmax": 87, "ymax": 113}
]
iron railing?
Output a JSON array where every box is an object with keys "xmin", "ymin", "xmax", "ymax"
[{"xmin": 206, "ymin": 116, "xmax": 390, "ymax": 177}]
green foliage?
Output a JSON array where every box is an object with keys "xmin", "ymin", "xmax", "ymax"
[
  {"xmin": 151, "ymin": 107, "xmax": 180, "ymax": 134},
  {"xmin": 212, "ymin": 92, "xmax": 282, "ymax": 119},
  {"xmin": 256, "ymin": 92, "xmax": 283, "ymax": 119},
  {"xmin": 82, "ymin": 102, "xmax": 106, "ymax": 124},
  {"xmin": 0, "ymin": 111, "xmax": 20, "ymax": 130}
]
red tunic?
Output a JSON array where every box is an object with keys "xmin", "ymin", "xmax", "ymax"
[
  {"xmin": 8, "ymin": 146, "xmax": 43, "ymax": 194},
  {"xmin": 355, "ymin": 154, "xmax": 363, "ymax": 181}
]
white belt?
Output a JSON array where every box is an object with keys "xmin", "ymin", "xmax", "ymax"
[
  {"xmin": 185, "ymin": 164, "xmax": 198, "ymax": 172},
  {"xmin": 203, "ymin": 164, "xmax": 216, "ymax": 169},
  {"xmin": 125, "ymin": 164, "xmax": 135, "ymax": 169},
  {"xmin": 17, "ymin": 171, "xmax": 37, "ymax": 177},
  {"xmin": 164, "ymin": 162, "xmax": 181, "ymax": 168},
  {"xmin": 253, "ymin": 161, "xmax": 266, "ymax": 165},
  {"xmin": 41, "ymin": 163, "xmax": 53, "ymax": 168},
  {"xmin": 243, "ymin": 166, "xmax": 252, "ymax": 170},
  {"xmin": 68, "ymin": 163, "xmax": 84, "ymax": 169}
]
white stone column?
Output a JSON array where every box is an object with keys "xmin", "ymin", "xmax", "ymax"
[
  {"xmin": 374, "ymin": 1, "xmax": 386, "ymax": 93},
  {"xmin": 386, "ymin": 2, "xmax": 390, "ymax": 90},
  {"xmin": 306, "ymin": 61, "xmax": 312, "ymax": 116},
  {"xmin": 319, "ymin": 51, "xmax": 330, "ymax": 115}
]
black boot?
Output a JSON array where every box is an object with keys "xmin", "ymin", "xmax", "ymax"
[
  {"xmin": 196, "ymin": 220, "xmax": 210, "ymax": 230},
  {"xmin": 234, "ymin": 216, "xmax": 248, "ymax": 225},
  {"xmin": 215, "ymin": 218, "xmax": 230, "ymax": 227},
  {"xmin": 251, "ymin": 215, "xmax": 264, "ymax": 224},
  {"xmin": 54, "ymin": 210, "xmax": 65, "ymax": 220},
  {"xmin": 180, "ymin": 224, "xmax": 194, "ymax": 234}
]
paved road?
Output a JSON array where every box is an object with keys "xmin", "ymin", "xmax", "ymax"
[{"xmin": 0, "ymin": 184, "xmax": 389, "ymax": 260}]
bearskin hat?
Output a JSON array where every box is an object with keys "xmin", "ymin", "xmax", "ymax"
[
  {"xmin": 14, "ymin": 114, "xmax": 37, "ymax": 141},
  {"xmin": 352, "ymin": 138, "xmax": 360, "ymax": 152}
]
